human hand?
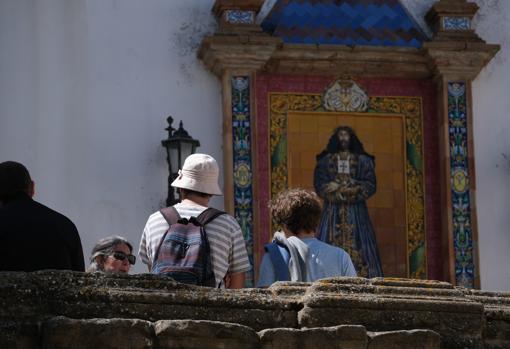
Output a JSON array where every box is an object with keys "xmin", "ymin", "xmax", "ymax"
[
  {"xmin": 223, "ymin": 273, "xmax": 231, "ymax": 288},
  {"xmin": 324, "ymin": 181, "xmax": 341, "ymax": 193},
  {"xmin": 338, "ymin": 185, "xmax": 362, "ymax": 201}
]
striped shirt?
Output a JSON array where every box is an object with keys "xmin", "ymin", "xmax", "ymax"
[{"xmin": 138, "ymin": 203, "xmax": 251, "ymax": 287}]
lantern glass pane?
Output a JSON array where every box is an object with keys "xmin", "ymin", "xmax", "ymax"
[
  {"xmin": 180, "ymin": 142, "xmax": 193, "ymax": 165},
  {"xmin": 169, "ymin": 147, "xmax": 179, "ymax": 173}
]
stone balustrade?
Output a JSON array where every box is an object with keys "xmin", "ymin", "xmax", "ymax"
[{"xmin": 1, "ymin": 271, "xmax": 509, "ymax": 348}]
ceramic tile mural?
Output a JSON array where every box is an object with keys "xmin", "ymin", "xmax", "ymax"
[
  {"xmin": 448, "ymin": 81, "xmax": 474, "ymax": 288},
  {"xmin": 232, "ymin": 76, "xmax": 254, "ymax": 286},
  {"xmin": 268, "ymin": 92, "xmax": 427, "ymax": 279},
  {"xmin": 255, "ymin": 75, "xmax": 440, "ymax": 281},
  {"xmin": 287, "ymin": 112, "xmax": 408, "ymax": 278}
]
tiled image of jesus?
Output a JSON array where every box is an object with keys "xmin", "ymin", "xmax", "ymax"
[{"xmin": 313, "ymin": 126, "xmax": 383, "ymax": 278}]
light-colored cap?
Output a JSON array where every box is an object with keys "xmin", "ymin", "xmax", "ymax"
[{"xmin": 171, "ymin": 153, "xmax": 223, "ymax": 196}]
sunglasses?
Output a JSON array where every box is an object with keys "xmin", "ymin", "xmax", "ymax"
[{"xmin": 111, "ymin": 251, "xmax": 136, "ymax": 265}]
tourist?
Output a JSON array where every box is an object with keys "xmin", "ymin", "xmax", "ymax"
[
  {"xmin": 0, "ymin": 161, "xmax": 85, "ymax": 271},
  {"xmin": 257, "ymin": 188, "xmax": 356, "ymax": 287},
  {"xmin": 87, "ymin": 236, "xmax": 135, "ymax": 273},
  {"xmin": 139, "ymin": 153, "xmax": 251, "ymax": 288}
]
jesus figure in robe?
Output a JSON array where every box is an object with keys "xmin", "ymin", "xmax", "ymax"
[{"xmin": 313, "ymin": 126, "xmax": 383, "ymax": 278}]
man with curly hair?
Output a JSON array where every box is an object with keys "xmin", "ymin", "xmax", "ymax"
[{"xmin": 257, "ymin": 188, "xmax": 356, "ymax": 287}]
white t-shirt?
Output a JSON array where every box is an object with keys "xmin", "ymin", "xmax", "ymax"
[{"xmin": 257, "ymin": 237, "xmax": 357, "ymax": 287}]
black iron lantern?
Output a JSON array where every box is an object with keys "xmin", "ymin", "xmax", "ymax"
[{"xmin": 162, "ymin": 116, "xmax": 200, "ymax": 206}]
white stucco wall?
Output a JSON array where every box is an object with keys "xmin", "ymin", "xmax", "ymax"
[
  {"xmin": 1, "ymin": 0, "xmax": 509, "ymax": 288},
  {"xmin": 402, "ymin": 0, "xmax": 510, "ymax": 292},
  {"xmin": 0, "ymin": 0, "xmax": 221, "ymax": 273},
  {"xmin": 470, "ymin": 0, "xmax": 510, "ymax": 292}
]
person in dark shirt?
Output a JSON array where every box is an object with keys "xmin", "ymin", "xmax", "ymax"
[{"xmin": 0, "ymin": 161, "xmax": 84, "ymax": 271}]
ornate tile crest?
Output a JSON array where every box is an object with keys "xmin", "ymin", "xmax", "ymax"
[
  {"xmin": 443, "ymin": 17, "xmax": 471, "ymax": 31},
  {"xmin": 323, "ymin": 80, "xmax": 369, "ymax": 112},
  {"xmin": 225, "ymin": 10, "xmax": 255, "ymax": 25}
]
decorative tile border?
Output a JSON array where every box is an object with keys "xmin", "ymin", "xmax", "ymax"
[
  {"xmin": 269, "ymin": 93, "xmax": 427, "ymax": 279},
  {"xmin": 225, "ymin": 10, "xmax": 255, "ymax": 25},
  {"xmin": 447, "ymin": 82, "xmax": 474, "ymax": 288},
  {"xmin": 443, "ymin": 17, "xmax": 471, "ymax": 31},
  {"xmin": 232, "ymin": 76, "xmax": 254, "ymax": 286}
]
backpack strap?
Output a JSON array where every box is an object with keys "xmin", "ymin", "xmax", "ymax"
[
  {"xmin": 196, "ymin": 207, "xmax": 225, "ymax": 288},
  {"xmin": 159, "ymin": 206, "xmax": 181, "ymax": 225},
  {"xmin": 152, "ymin": 207, "xmax": 182, "ymax": 268},
  {"xmin": 195, "ymin": 207, "xmax": 226, "ymax": 226},
  {"xmin": 265, "ymin": 242, "xmax": 291, "ymax": 281}
]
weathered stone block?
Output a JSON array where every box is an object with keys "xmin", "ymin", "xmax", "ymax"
[
  {"xmin": 0, "ymin": 272, "xmax": 49, "ymax": 322},
  {"xmin": 155, "ymin": 320, "xmax": 259, "ymax": 349},
  {"xmin": 5, "ymin": 271, "xmax": 298, "ymax": 331},
  {"xmin": 463, "ymin": 288, "xmax": 510, "ymax": 349},
  {"xmin": 298, "ymin": 278, "xmax": 484, "ymax": 349},
  {"xmin": 258, "ymin": 325, "xmax": 367, "ymax": 349},
  {"xmin": 3, "ymin": 271, "xmax": 510, "ymax": 349},
  {"xmin": 368, "ymin": 329, "xmax": 440, "ymax": 349},
  {"xmin": 483, "ymin": 313, "xmax": 510, "ymax": 349},
  {"xmin": 0, "ymin": 322, "xmax": 39, "ymax": 349},
  {"xmin": 41, "ymin": 316, "xmax": 154, "ymax": 349}
]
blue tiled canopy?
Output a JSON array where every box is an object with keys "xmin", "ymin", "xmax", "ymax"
[{"xmin": 261, "ymin": 0, "xmax": 428, "ymax": 48}]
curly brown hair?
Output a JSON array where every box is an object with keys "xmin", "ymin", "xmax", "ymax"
[{"xmin": 270, "ymin": 188, "xmax": 322, "ymax": 235}]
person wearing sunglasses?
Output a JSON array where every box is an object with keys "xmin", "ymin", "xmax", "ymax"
[{"xmin": 87, "ymin": 236, "xmax": 136, "ymax": 273}]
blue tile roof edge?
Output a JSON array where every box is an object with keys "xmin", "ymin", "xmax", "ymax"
[{"xmin": 260, "ymin": 0, "xmax": 430, "ymax": 48}]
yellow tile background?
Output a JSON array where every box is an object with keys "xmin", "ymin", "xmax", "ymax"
[{"xmin": 287, "ymin": 112, "xmax": 407, "ymax": 277}]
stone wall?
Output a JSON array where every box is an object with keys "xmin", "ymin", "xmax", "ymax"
[
  {"xmin": 1, "ymin": 271, "xmax": 509, "ymax": 348},
  {"xmin": 5, "ymin": 317, "xmax": 441, "ymax": 349}
]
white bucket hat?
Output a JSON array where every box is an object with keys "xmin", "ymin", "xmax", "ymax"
[{"xmin": 171, "ymin": 153, "xmax": 223, "ymax": 196}]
